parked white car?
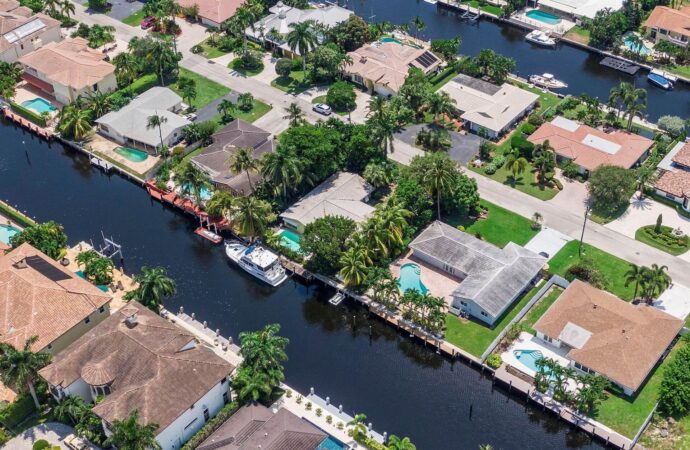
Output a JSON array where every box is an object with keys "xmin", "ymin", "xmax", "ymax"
[{"xmin": 312, "ymin": 103, "xmax": 332, "ymax": 116}]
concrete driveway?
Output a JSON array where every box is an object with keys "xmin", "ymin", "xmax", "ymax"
[
  {"xmin": 71, "ymin": 0, "xmax": 143, "ymax": 21},
  {"xmin": 653, "ymin": 283, "xmax": 690, "ymax": 320},
  {"xmin": 524, "ymin": 227, "xmax": 572, "ymax": 259},
  {"xmin": 5, "ymin": 422, "xmax": 100, "ymax": 450},
  {"xmin": 394, "ymin": 124, "xmax": 480, "ymax": 166},
  {"xmin": 195, "ymin": 92, "xmax": 240, "ymax": 123}
]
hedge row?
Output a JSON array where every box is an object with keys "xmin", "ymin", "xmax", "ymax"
[
  {"xmin": 10, "ymin": 102, "xmax": 47, "ymax": 127},
  {"xmin": 181, "ymin": 401, "xmax": 239, "ymax": 450},
  {"xmin": 0, "ymin": 201, "xmax": 36, "ymax": 228}
]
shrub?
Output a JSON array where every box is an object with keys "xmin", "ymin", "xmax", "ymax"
[
  {"xmin": 565, "ymin": 259, "xmax": 605, "ymax": 288},
  {"xmin": 510, "ymin": 134, "xmax": 535, "ymax": 158},
  {"xmin": 315, "ymin": 407, "xmax": 322, "ymax": 417},
  {"xmin": 337, "ymin": 421, "xmax": 344, "ymax": 429},
  {"xmin": 657, "ymin": 115, "xmax": 687, "ymax": 138},
  {"xmin": 10, "ymin": 102, "xmax": 47, "ymax": 127},
  {"xmin": 305, "ymin": 401, "xmax": 312, "ymax": 410},
  {"xmin": 285, "ymin": 389, "xmax": 293, "ymax": 398},
  {"xmin": 191, "ymin": 44, "xmax": 203, "ymax": 54},
  {"xmin": 553, "ymin": 178, "xmax": 563, "ymax": 190},
  {"xmin": 33, "ymin": 440, "xmax": 50, "ymax": 450},
  {"xmin": 181, "ymin": 402, "xmax": 240, "ymax": 450},
  {"xmin": 659, "ymin": 339, "xmax": 690, "ymax": 415},
  {"xmin": 291, "ymin": 57, "xmax": 303, "ymax": 71},
  {"xmin": 275, "ymin": 58, "xmax": 292, "ymax": 78},
  {"xmin": 236, "ymin": 50, "xmax": 263, "ymax": 71},
  {"xmin": 528, "ymin": 111, "xmax": 544, "ymax": 127},
  {"xmin": 486, "ymin": 353, "xmax": 503, "ymax": 369},
  {"xmin": 478, "ymin": 140, "xmax": 494, "ymax": 161},
  {"xmin": 521, "ymin": 123, "xmax": 536, "ymax": 135},
  {"xmin": 326, "ymin": 415, "xmax": 333, "ymax": 424},
  {"xmin": 561, "ymin": 160, "xmax": 579, "ymax": 179},
  {"xmin": 296, "ymin": 394, "xmax": 303, "ymax": 404},
  {"xmin": 326, "ymin": 81, "xmax": 356, "ymax": 112},
  {"xmin": 483, "ymin": 154, "xmax": 506, "ymax": 175}
]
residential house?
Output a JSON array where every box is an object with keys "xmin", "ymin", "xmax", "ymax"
[
  {"xmin": 408, "ymin": 221, "xmax": 546, "ymax": 326},
  {"xmin": 527, "ymin": 116, "xmax": 653, "ymax": 174},
  {"xmin": 197, "ymin": 403, "xmax": 328, "ymax": 450},
  {"xmin": 96, "ymin": 87, "xmax": 190, "ymax": 153},
  {"xmin": 18, "ymin": 37, "xmax": 117, "ymax": 105},
  {"xmin": 344, "ymin": 42, "xmax": 440, "ymax": 97},
  {"xmin": 531, "ymin": 0, "xmax": 623, "ymax": 21},
  {"xmin": 0, "ymin": 243, "xmax": 111, "ymax": 354},
  {"xmin": 439, "ymin": 74, "xmax": 539, "ymax": 139},
  {"xmin": 654, "ymin": 139, "xmax": 690, "ymax": 211},
  {"xmin": 39, "ymin": 301, "xmax": 234, "ymax": 450},
  {"xmin": 644, "ymin": 6, "xmax": 690, "ymax": 48},
  {"xmin": 280, "ymin": 172, "xmax": 374, "ymax": 234},
  {"xmin": 176, "ymin": 0, "xmax": 244, "ymax": 28},
  {"xmin": 247, "ymin": 1, "xmax": 351, "ymax": 56},
  {"xmin": 0, "ymin": 5, "xmax": 61, "ymax": 63},
  {"xmin": 533, "ymin": 280, "xmax": 682, "ymax": 396},
  {"xmin": 191, "ymin": 119, "xmax": 275, "ymax": 195}
]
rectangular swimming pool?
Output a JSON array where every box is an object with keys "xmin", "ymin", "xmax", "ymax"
[
  {"xmin": 21, "ymin": 98, "xmax": 56, "ymax": 114},
  {"xmin": 279, "ymin": 229, "xmax": 302, "ymax": 253},
  {"xmin": 526, "ymin": 9, "xmax": 561, "ymax": 25}
]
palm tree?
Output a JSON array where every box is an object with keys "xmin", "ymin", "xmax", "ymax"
[
  {"xmin": 58, "ymin": 105, "xmax": 93, "ymax": 140},
  {"xmin": 621, "ymin": 83, "xmax": 647, "ymax": 131},
  {"xmin": 232, "ymin": 367, "xmax": 272, "ymax": 403},
  {"xmin": 205, "ymin": 25, "xmax": 219, "ymax": 46},
  {"xmin": 636, "ymin": 165, "xmax": 658, "ymax": 198},
  {"xmin": 371, "ymin": 110, "xmax": 398, "ymax": 156},
  {"xmin": 283, "ymin": 102, "xmax": 304, "ymax": 127},
  {"xmin": 233, "ymin": 0, "xmax": 263, "ymax": 53},
  {"xmin": 43, "ymin": 0, "xmax": 59, "ymax": 14},
  {"xmin": 421, "ymin": 153, "xmax": 457, "ymax": 220},
  {"xmin": 625, "ymin": 98, "xmax": 647, "ymax": 131},
  {"xmin": 411, "ymin": 15, "xmax": 426, "ymax": 40},
  {"xmin": 147, "ymin": 113, "xmax": 168, "ymax": 153},
  {"xmin": 608, "ymin": 82, "xmax": 627, "ymax": 120},
  {"xmin": 106, "ymin": 409, "xmax": 161, "ymax": 450},
  {"xmin": 238, "ymin": 323, "xmax": 288, "ymax": 384},
  {"xmin": 388, "ymin": 435, "xmax": 416, "ymax": 450},
  {"xmin": 174, "ymin": 163, "xmax": 211, "ymax": 205},
  {"xmin": 228, "ymin": 147, "xmax": 259, "ymax": 192},
  {"xmin": 361, "ymin": 217, "xmax": 392, "ymax": 258},
  {"xmin": 504, "ymin": 149, "xmax": 528, "ymax": 184},
  {"xmin": 339, "ymin": 247, "xmax": 369, "ymax": 286},
  {"xmin": 229, "ymin": 196, "xmax": 275, "ymax": 242},
  {"xmin": 624, "ymin": 263, "xmax": 646, "ymax": 301},
  {"xmin": 347, "ymin": 413, "xmax": 368, "ymax": 438},
  {"xmin": 113, "ymin": 52, "xmax": 140, "ymax": 87},
  {"xmin": 286, "ymin": 21, "xmax": 318, "ymax": 72},
  {"xmin": 363, "ymin": 163, "xmax": 391, "ymax": 189},
  {"xmin": 478, "ymin": 446, "xmax": 494, "ymax": 450},
  {"xmin": 261, "ymin": 150, "xmax": 303, "ymax": 199},
  {"xmin": 366, "ymin": 95, "xmax": 387, "ymax": 120},
  {"xmin": 82, "ymin": 90, "xmax": 112, "ymax": 119},
  {"xmin": 176, "ymin": 77, "xmax": 197, "ymax": 107},
  {"xmin": 426, "ymin": 91, "xmax": 456, "ymax": 122},
  {"xmin": 376, "ymin": 200, "xmax": 412, "ymax": 252},
  {"xmin": 643, "ymin": 264, "xmax": 671, "ymax": 303},
  {"xmin": 218, "ymin": 98, "xmax": 237, "ymax": 123},
  {"xmin": 533, "ymin": 140, "xmax": 555, "ymax": 185},
  {"xmin": 60, "ymin": 0, "xmax": 75, "ymax": 18},
  {"xmin": 0, "ymin": 336, "xmax": 52, "ymax": 408},
  {"xmin": 124, "ymin": 266, "xmax": 177, "ymax": 312},
  {"xmin": 206, "ymin": 190, "xmax": 236, "ymax": 217}
]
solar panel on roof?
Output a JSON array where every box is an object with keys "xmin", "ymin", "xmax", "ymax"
[
  {"xmin": 4, "ymin": 19, "xmax": 45, "ymax": 44},
  {"xmin": 25, "ymin": 255, "xmax": 71, "ymax": 282},
  {"xmin": 415, "ymin": 51, "xmax": 438, "ymax": 69}
]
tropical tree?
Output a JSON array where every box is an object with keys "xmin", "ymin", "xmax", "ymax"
[
  {"xmin": 624, "ymin": 263, "xmax": 645, "ymax": 301},
  {"xmin": 0, "ymin": 61, "xmax": 23, "ymax": 99},
  {"xmin": 231, "ymin": 0, "xmax": 263, "ymax": 53},
  {"xmin": 237, "ymin": 92, "xmax": 254, "ymax": 111},
  {"xmin": 81, "ymin": 90, "xmax": 112, "ymax": 119},
  {"xmin": 176, "ymin": 77, "xmax": 197, "ymax": 107},
  {"xmin": 60, "ymin": 0, "xmax": 75, "ymax": 18},
  {"xmin": 9, "ymin": 221, "xmax": 68, "ymax": 260},
  {"xmin": 43, "ymin": 0, "xmax": 59, "ymax": 14},
  {"xmin": 237, "ymin": 323, "xmax": 288, "ymax": 393},
  {"xmin": 411, "ymin": 15, "xmax": 425, "ymax": 40},
  {"xmin": 642, "ymin": 264, "xmax": 671, "ymax": 303},
  {"xmin": 363, "ymin": 162, "xmax": 392, "ymax": 190},
  {"xmin": 533, "ymin": 140, "xmax": 556, "ymax": 185},
  {"xmin": 347, "ymin": 413, "xmax": 368, "ymax": 437},
  {"xmin": 286, "ymin": 21, "xmax": 318, "ymax": 72},
  {"xmin": 636, "ymin": 165, "xmax": 658, "ymax": 198},
  {"xmin": 339, "ymin": 247, "xmax": 369, "ymax": 286},
  {"xmin": 421, "ymin": 152, "xmax": 457, "ymax": 220},
  {"xmin": 75, "ymin": 249, "xmax": 114, "ymax": 285},
  {"xmin": 58, "ymin": 105, "xmax": 93, "ymax": 140},
  {"xmin": 232, "ymin": 366, "xmax": 272, "ymax": 403},
  {"xmin": 426, "ymin": 91, "xmax": 456, "ymax": 122},
  {"xmin": 0, "ymin": 336, "xmax": 51, "ymax": 408},
  {"xmin": 218, "ymin": 98, "xmax": 237, "ymax": 124},
  {"xmin": 112, "ymin": 52, "xmax": 140, "ymax": 87},
  {"xmin": 261, "ymin": 150, "xmax": 303, "ymax": 199},
  {"xmin": 206, "ymin": 190, "xmax": 236, "ymax": 217},
  {"xmin": 228, "ymin": 147, "xmax": 259, "ymax": 191},
  {"xmin": 54, "ymin": 395, "xmax": 87, "ymax": 425},
  {"xmin": 283, "ymin": 102, "xmax": 305, "ymax": 127},
  {"xmin": 174, "ymin": 162, "xmax": 211, "ymax": 205},
  {"xmin": 388, "ymin": 435, "xmax": 416, "ymax": 450},
  {"xmin": 205, "ymin": 25, "xmax": 219, "ymax": 46},
  {"xmin": 504, "ymin": 148, "xmax": 528, "ymax": 183},
  {"xmin": 106, "ymin": 409, "xmax": 161, "ymax": 450},
  {"xmin": 124, "ymin": 266, "xmax": 177, "ymax": 311},
  {"xmin": 370, "ymin": 108, "xmax": 398, "ymax": 156},
  {"xmin": 147, "ymin": 114, "xmax": 169, "ymax": 153},
  {"xmin": 228, "ymin": 196, "xmax": 275, "ymax": 242}
]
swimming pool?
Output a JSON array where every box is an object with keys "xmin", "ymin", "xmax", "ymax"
[
  {"xmin": 318, "ymin": 436, "xmax": 346, "ymax": 450},
  {"xmin": 526, "ymin": 10, "xmax": 561, "ymax": 25},
  {"xmin": 278, "ymin": 229, "xmax": 302, "ymax": 253},
  {"xmin": 623, "ymin": 35, "xmax": 650, "ymax": 55},
  {"xmin": 21, "ymin": 98, "xmax": 56, "ymax": 114},
  {"xmin": 75, "ymin": 270, "xmax": 109, "ymax": 292},
  {"xmin": 379, "ymin": 36, "xmax": 422, "ymax": 49},
  {"xmin": 398, "ymin": 262, "xmax": 428, "ymax": 294},
  {"xmin": 115, "ymin": 147, "xmax": 149, "ymax": 163},
  {"xmin": 513, "ymin": 349, "xmax": 552, "ymax": 376},
  {"xmin": 181, "ymin": 183, "xmax": 213, "ymax": 201},
  {"xmin": 0, "ymin": 224, "xmax": 19, "ymax": 244}
]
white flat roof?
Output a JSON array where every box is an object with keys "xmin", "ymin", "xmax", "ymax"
[
  {"xmin": 538, "ymin": 0, "xmax": 624, "ymax": 19},
  {"xmin": 551, "ymin": 116, "xmax": 580, "ymax": 132},
  {"xmin": 558, "ymin": 321, "xmax": 592, "ymax": 349},
  {"xmin": 581, "ymin": 134, "xmax": 621, "ymax": 155},
  {"xmin": 658, "ymin": 140, "xmax": 687, "ymax": 172}
]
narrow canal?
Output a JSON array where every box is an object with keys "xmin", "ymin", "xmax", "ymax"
[
  {"xmin": 347, "ymin": 0, "xmax": 690, "ymax": 122},
  {"xmin": 0, "ymin": 127, "xmax": 607, "ymax": 448}
]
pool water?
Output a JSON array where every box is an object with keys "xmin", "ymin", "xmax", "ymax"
[
  {"xmin": 21, "ymin": 98, "xmax": 56, "ymax": 114},
  {"xmin": 75, "ymin": 270, "xmax": 109, "ymax": 292},
  {"xmin": 526, "ymin": 10, "xmax": 561, "ymax": 25},
  {"xmin": 623, "ymin": 35, "xmax": 650, "ymax": 55},
  {"xmin": 398, "ymin": 262, "xmax": 429, "ymax": 294},
  {"xmin": 380, "ymin": 36, "xmax": 422, "ymax": 49},
  {"xmin": 279, "ymin": 229, "xmax": 302, "ymax": 253},
  {"xmin": 318, "ymin": 436, "xmax": 346, "ymax": 450},
  {"xmin": 182, "ymin": 183, "xmax": 213, "ymax": 201},
  {"xmin": 115, "ymin": 147, "xmax": 149, "ymax": 163},
  {"xmin": 0, "ymin": 224, "xmax": 19, "ymax": 244}
]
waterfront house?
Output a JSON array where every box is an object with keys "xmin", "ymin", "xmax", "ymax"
[
  {"xmin": 197, "ymin": 403, "xmax": 328, "ymax": 450},
  {"xmin": 39, "ymin": 301, "xmax": 234, "ymax": 450},
  {"xmin": 527, "ymin": 116, "xmax": 653, "ymax": 174},
  {"xmin": 18, "ymin": 37, "xmax": 117, "ymax": 105},
  {"xmin": 644, "ymin": 6, "xmax": 690, "ymax": 48},
  {"xmin": 96, "ymin": 87, "xmax": 190, "ymax": 153},
  {"xmin": 439, "ymin": 74, "xmax": 538, "ymax": 139},
  {"xmin": 247, "ymin": 1, "xmax": 351, "ymax": 56},
  {"xmin": 654, "ymin": 139, "xmax": 690, "ymax": 211},
  {"xmin": 533, "ymin": 280, "xmax": 682, "ymax": 396},
  {"xmin": 191, "ymin": 119, "xmax": 275, "ymax": 195},
  {"xmin": 532, "ymin": 0, "xmax": 623, "ymax": 21},
  {"xmin": 0, "ymin": 243, "xmax": 111, "ymax": 354},
  {"xmin": 176, "ymin": 0, "xmax": 243, "ymax": 28},
  {"xmin": 0, "ymin": 5, "xmax": 61, "ymax": 64},
  {"xmin": 408, "ymin": 221, "xmax": 546, "ymax": 326},
  {"xmin": 280, "ymin": 172, "xmax": 374, "ymax": 234},
  {"xmin": 344, "ymin": 42, "xmax": 440, "ymax": 97}
]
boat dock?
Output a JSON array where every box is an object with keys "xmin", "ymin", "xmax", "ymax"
[
  {"xmin": 145, "ymin": 181, "xmax": 228, "ymax": 232},
  {"xmin": 600, "ymin": 57, "xmax": 641, "ymax": 75},
  {"xmin": 2, "ymin": 107, "xmax": 55, "ymax": 140}
]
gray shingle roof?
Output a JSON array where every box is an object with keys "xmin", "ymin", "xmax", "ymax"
[{"xmin": 409, "ymin": 221, "xmax": 546, "ymax": 317}]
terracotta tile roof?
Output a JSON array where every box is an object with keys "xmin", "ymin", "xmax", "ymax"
[
  {"xmin": 528, "ymin": 117, "xmax": 653, "ymax": 171},
  {"xmin": 0, "ymin": 243, "xmax": 111, "ymax": 351},
  {"xmin": 39, "ymin": 301, "xmax": 234, "ymax": 431},
  {"xmin": 533, "ymin": 280, "xmax": 682, "ymax": 391},
  {"xmin": 644, "ymin": 6, "xmax": 690, "ymax": 38},
  {"xmin": 177, "ymin": 0, "xmax": 243, "ymax": 24},
  {"xmin": 671, "ymin": 141, "xmax": 690, "ymax": 168},
  {"xmin": 18, "ymin": 37, "xmax": 115, "ymax": 91},
  {"xmin": 655, "ymin": 169, "xmax": 690, "ymax": 198}
]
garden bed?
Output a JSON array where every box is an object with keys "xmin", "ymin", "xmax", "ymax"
[
  {"xmin": 635, "ymin": 225, "xmax": 689, "ymax": 256},
  {"xmin": 230, "ymin": 57, "xmax": 264, "ymax": 77}
]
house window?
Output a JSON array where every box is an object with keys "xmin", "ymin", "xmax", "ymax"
[
  {"xmin": 84, "ymin": 316, "xmax": 91, "ymax": 324},
  {"xmin": 354, "ymin": 74, "xmax": 364, "ymax": 84},
  {"xmin": 223, "ymin": 392, "xmax": 229, "ymax": 404},
  {"xmin": 93, "ymin": 83, "xmax": 98, "ymax": 91},
  {"xmin": 20, "ymin": 44, "xmax": 23, "ymax": 50},
  {"xmin": 660, "ymin": 28, "xmax": 668, "ymax": 35},
  {"xmin": 480, "ymin": 311, "xmax": 487, "ymax": 317},
  {"xmin": 220, "ymin": 377, "xmax": 227, "ymax": 385},
  {"xmin": 459, "ymin": 301, "xmax": 467, "ymax": 307},
  {"xmin": 203, "ymin": 407, "xmax": 210, "ymax": 422},
  {"xmin": 543, "ymin": 336, "xmax": 553, "ymax": 343},
  {"xmin": 99, "ymin": 306, "xmax": 106, "ymax": 313},
  {"xmin": 666, "ymin": 193, "xmax": 676, "ymax": 200},
  {"xmin": 47, "ymin": 343, "xmax": 53, "ymax": 350}
]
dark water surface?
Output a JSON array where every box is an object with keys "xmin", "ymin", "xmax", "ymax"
[{"xmin": 346, "ymin": 0, "xmax": 690, "ymax": 122}]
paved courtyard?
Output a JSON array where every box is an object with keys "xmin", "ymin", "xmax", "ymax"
[
  {"xmin": 86, "ymin": 134, "xmax": 160, "ymax": 176},
  {"xmin": 389, "ymin": 250, "xmax": 460, "ymax": 306},
  {"xmin": 5, "ymin": 422, "xmax": 100, "ymax": 450},
  {"xmin": 394, "ymin": 124, "xmax": 480, "ymax": 166}
]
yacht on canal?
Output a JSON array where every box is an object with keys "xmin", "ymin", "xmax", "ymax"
[
  {"xmin": 529, "ymin": 73, "xmax": 568, "ymax": 89},
  {"xmin": 525, "ymin": 30, "xmax": 556, "ymax": 47},
  {"xmin": 224, "ymin": 240, "xmax": 288, "ymax": 286},
  {"xmin": 647, "ymin": 69, "xmax": 677, "ymax": 90}
]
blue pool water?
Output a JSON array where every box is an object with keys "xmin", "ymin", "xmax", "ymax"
[
  {"xmin": 182, "ymin": 183, "xmax": 213, "ymax": 201},
  {"xmin": 279, "ymin": 229, "xmax": 302, "ymax": 253},
  {"xmin": 398, "ymin": 263, "xmax": 428, "ymax": 294},
  {"xmin": 526, "ymin": 10, "xmax": 561, "ymax": 25},
  {"xmin": 21, "ymin": 98, "xmax": 56, "ymax": 114},
  {"xmin": 623, "ymin": 35, "xmax": 650, "ymax": 55},
  {"xmin": 0, "ymin": 224, "xmax": 19, "ymax": 244},
  {"xmin": 115, "ymin": 147, "xmax": 149, "ymax": 163},
  {"xmin": 514, "ymin": 349, "xmax": 549, "ymax": 374},
  {"xmin": 318, "ymin": 436, "xmax": 346, "ymax": 450},
  {"xmin": 75, "ymin": 270, "xmax": 109, "ymax": 292},
  {"xmin": 380, "ymin": 36, "xmax": 422, "ymax": 49}
]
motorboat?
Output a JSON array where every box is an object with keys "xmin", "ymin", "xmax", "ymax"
[
  {"xmin": 529, "ymin": 72, "xmax": 568, "ymax": 89},
  {"xmin": 225, "ymin": 240, "xmax": 288, "ymax": 287},
  {"xmin": 525, "ymin": 30, "xmax": 556, "ymax": 47},
  {"xmin": 329, "ymin": 292, "xmax": 345, "ymax": 306},
  {"xmin": 647, "ymin": 68, "xmax": 677, "ymax": 90},
  {"xmin": 194, "ymin": 227, "xmax": 222, "ymax": 244}
]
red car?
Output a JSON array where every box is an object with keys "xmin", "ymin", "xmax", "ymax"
[{"xmin": 140, "ymin": 16, "xmax": 155, "ymax": 29}]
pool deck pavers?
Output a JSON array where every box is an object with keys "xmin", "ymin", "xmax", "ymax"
[
  {"xmin": 87, "ymin": 134, "xmax": 160, "ymax": 175},
  {"xmin": 4, "ymin": 422, "xmax": 101, "ymax": 450},
  {"xmin": 390, "ymin": 250, "xmax": 460, "ymax": 306}
]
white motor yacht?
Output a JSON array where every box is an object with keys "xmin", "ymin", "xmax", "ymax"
[
  {"xmin": 225, "ymin": 240, "xmax": 288, "ymax": 287},
  {"xmin": 525, "ymin": 30, "xmax": 556, "ymax": 47},
  {"xmin": 529, "ymin": 72, "xmax": 568, "ymax": 89}
]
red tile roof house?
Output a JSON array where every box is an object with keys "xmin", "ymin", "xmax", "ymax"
[
  {"xmin": 654, "ymin": 140, "xmax": 690, "ymax": 211},
  {"xmin": 176, "ymin": 0, "xmax": 244, "ymax": 28},
  {"xmin": 527, "ymin": 116, "xmax": 654, "ymax": 175},
  {"xmin": 643, "ymin": 5, "xmax": 690, "ymax": 48},
  {"xmin": 39, "ymin": 301, "xmax": 235, "ymax": 450}
]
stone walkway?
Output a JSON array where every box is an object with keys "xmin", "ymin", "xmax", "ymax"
[{"xmin": 5, "ymin": 422, "xmax": 100, "ymax": 450}]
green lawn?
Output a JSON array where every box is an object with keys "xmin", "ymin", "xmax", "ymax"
[
  {"xmin": 445, "ymin": 284, "xmax": 542, "ymax": 357},
  {"xmin": 664, "ymin": 64, "xmax": 690, "ymax": 79},
  {"xmin": 510, "ymin": 80, "xmax": 562, "ymax": 116},
  {"xmin": 635, "ymin": 225, "xmax": 690, "ymax": 256},
  {"xmin": 210, "ymin": 100, "xmax": 272, "ymax": 125},
  {"xmin": 548, "ymin": 240, "xmax": 636, "ymax": 300},
  {"xmin": 170, "ymin": 68, "xmax": 230, "ymax": 109},
  {"xmin": 122, "ymin": 9, "xmax": 146, "ymax": 27},
  {"xmin": 460, "ymin": 0, "xmax": 502, "ymax": 15},
  {"xmin": 198, "ymin": 38, "xmax": 229, "ymax": 59},
  {"xmin": 229, "ymin": 58, "xmax": 264, "ymax": 77},
  {"xmin": 271, "ymin": 71, "xmax": 310, "ymax": 94},
  {"xmin": 564, "ymin": 26, "xmax": 591, "ymax": 45},
  {"xmin": 521, "ymin": 286, "xmax": 563, "ymax": 334},
  {"xmin": 447, "ymin": 199, "xmax": 539, "ymax": 248},
  {"xmin": 468, "ymin": 162, "xmax": 559, "ymax": 201}
]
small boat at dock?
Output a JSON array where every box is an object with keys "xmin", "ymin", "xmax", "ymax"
[
  {"xmin": 647, "ymin": 68, "xmax": 677, "ymax": 90},
  {"xmin": 194, "ymin": 227, "xmax": 222, "ymax": 244},
  {"xmin": 225, "ymin": 240, "xmax": 287, "ymax": 287},
  {"xmin": 529, "ymin": 73, "xmax": 568, "ymax": 89},
  {"xmin": 525, "ymin": 30, "xmax": 556, "ymax": 47},
  {"xmin": 329, "ymin": 292, "xmax": 345, "ymax": 305}
]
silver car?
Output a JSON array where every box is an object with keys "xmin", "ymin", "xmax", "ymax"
[{"xmin": 312, "ymin": 103, "xmax": 332, "ymax": 116}]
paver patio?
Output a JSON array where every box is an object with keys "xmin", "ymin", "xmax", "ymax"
[
  {"xmin": 5, "ymin": 422, "xmax": 100, "ymax": 450},
  {"xmin": 389, "ymin": 250, "xmax": 460, "ymax": 306}
]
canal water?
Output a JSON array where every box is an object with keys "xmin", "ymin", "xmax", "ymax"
[
  {"xmin": 0, "ymin": 126, "xmax": 607, "ymax": 448},
  {"xmin": 346, "ymin": 0, "xmax": 690, "ymax": 122}
]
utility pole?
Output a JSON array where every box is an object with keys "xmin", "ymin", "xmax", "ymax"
[{"xmin": 579, "ymin": 203, "xmax": 591, "ymax": 257}]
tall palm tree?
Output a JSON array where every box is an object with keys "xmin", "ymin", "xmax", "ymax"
[
  {"xmin": 106, "ymin": 409, "xmax": 161, "ymax": 450},
  {"xmin": 366, "ymin": 95, "xmax": 387, "ymax": 120},
  {"xmin": 228, "ymin": 147, "xmax": 259, "ymax": 191},
  {"xmin": 504, "ymin": 149, "xmax": 528, "ymax": 184},
  {"xmin": 339, "ymin": 247, "xmax": 369, "ymax": 286},
  {"xmin": 82, "ymin": 90, "xmax": 112, "ymax": 119},
  {"xmin": 0, "ymin": 336, "xmax": 52, "ymax": 408},
  {"xmin": 361, "ymin": 217, "xmax": 392, "ymax": 258},
  {"xmin": 620, "ymin": 83, "xmax": 647, "ymax": 131},
  {"xmin": 229, "ymin": 196, "xmax": 275, "ymax": 242},
  {"xmin": 233, "ymin": 0, "xmax": 263, "ymax": 53},
  {"xmin": 371, "ymin": 109, "xmax": 398, "ymax": 157},
  {"xmin": 174, "ymin": 163, "xmax": 211, "ymax": 205},
  {"xmin": 388, "ymin": 435, "xmax": 416, "ymax": 450},
  {"xmin": 54, "ymin": 395, "xmax": 87, "ymax": 425},
  {"xmin": 58, "ymin": 105, "xmax": 93, "ymax": 140},
  {"xmin": 636, "ymin": 165, "xmax": 658, "ymax": 198},
  {"xmin": 624, "ymin": 263, "xmax": 645, "ymax": 301},
  {"xmin": 363, "ymin": 163, "xmax": 391, "ymax": 189},
  {"xmin": 376, "ymin": 200, "xmax": 412, "ymax": 252},
  {"xmin": 286, "ymin": 21, "xmax": 318, "ymax": 72},
  {"xmin": 426, "ymin": 91, "xmax": 456, "ymax": 121},
  {"xmin": 625, "ymin": 98, "xmax": 647, "ymax": 131},
  {"xmin": 205, "ymin": 25, "xmax": 219, "ymax": 46},
  {"xmin": 218, "ymin": 98, "xmax": 237, "ymax": 123},
  {"xmin": 147, "ymin": 113, "xmax": 168, "ymax": 153},
  {"xmin": 411, "ymin": 15, "xmax": 426, "ymax": 40},
  {"xmin": 113, "ymin": 52, "xmax": 140, "ymax": 87},
  {"xmin": 238, "ymin": 323, "xmax": 288, "ymax": 382},
  {"xmin": 206, "ymin": 191, "xmax": 236, "ymax": 217},
  {"xmin": 60, "ymin": 0, "xmax": 75, "ymax": 18},
  {"xmin": 43, "ymin": 0, "xmax": 59, "ymax": 14},
  {"xmin": 261, "ymin": 150, "xmax": 303, "ymax": 199},
  {"xmin": 232, "ymin": 367, "xmax": 272, "ymax": 403},
  {"xmin": 124, "ymin": 266, "xmax": 177, "ymax": 312},
  {"xmin": 347, "ymin": 413, "xmax": 368, "ymax": 437},
  {"xmin": 283, "ymin": 102, "xmax": 304, "ymax": 127},
  {"xmin": 643, "ymin": 264, "xmax": 671, "ymax": 303},
  {"xmin": 421, "ymin": 153, "xmax": 457, "ymax": 220}
]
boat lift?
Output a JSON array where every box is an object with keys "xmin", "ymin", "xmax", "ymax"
[{"xmin": 91, "ymin": 231, "xmax": 124, "ymax": 263}]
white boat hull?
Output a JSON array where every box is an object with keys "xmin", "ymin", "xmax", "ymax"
[{"xmin": 225, "ymin": 241, "xmax": 288, "ymax": 287}]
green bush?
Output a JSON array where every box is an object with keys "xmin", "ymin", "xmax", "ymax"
[
  {"xmin": 128, "ymin": 73, "xmax": 158, "ymax": 95},
  {"xmin": 659, "ymin": 340, "xmax": 690, "ymax": 415},
  {"xmin": 33, "ymin": 440, "xmax": 50, "ymax": 450},
  {"xmin": 521, "ymin": 123, "xmax": 536, "ymax": 135},
  {"xmin": 10, "ymin": 102, "xmax": 47, "ymax": 127},
  {"xmin": 486, "ymin": 353, "xmax": 503, "ymax": 369},
  {"xmin": 528, "ymin": 111, "xmax": 544, "ymax": 127},
  {"xmin": 353, "ymin": 430, "xmax": 388, "ymax": 450},
  {"xmin": 275, "ymin": 58, "xmax": 292, "ymax": 78},
  {"xmin": 510, "ymin": 134, "xmax": 535, "ymax": 158},
  {"xmin": 181, "ymin": 401, "xmax": 239, "ymax": 450},
  {"xmin": 484, "ymin": 154, "xmax": 505, "ymax": 175},
  {"xmin": 0, "ymin": 394, "xmax": 36, "ymax": 429},
  {"xmin": 326, "ymin": 81, "xmax": 356, "ymax": 112},
  {"xmin": 565, "ymin": 259, "xmax": 605, "ymax": 289}
]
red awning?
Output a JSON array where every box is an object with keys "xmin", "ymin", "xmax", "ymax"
[{"xmin": 22, "ymin": 72, "xmax": 54, "ymax": 94}]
